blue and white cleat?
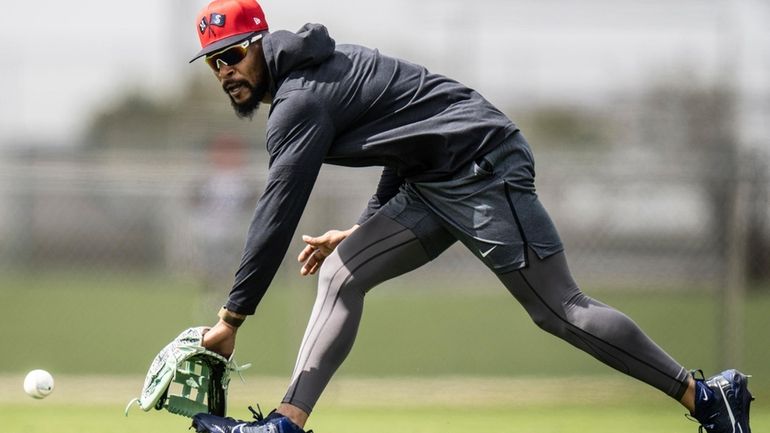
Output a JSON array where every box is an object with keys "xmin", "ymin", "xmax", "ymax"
[
  {"xmin": 192, "ymin": 406, "xmax": 312, "ymax": 433},
  {"xmin": 691, "ymin": 369, "xmax": 753, "ymax": 433}
]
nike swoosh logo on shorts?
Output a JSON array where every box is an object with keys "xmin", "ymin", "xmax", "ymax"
[{"xmin": 480, "ymin": 245, "xmax": 497, "ymax": 257}]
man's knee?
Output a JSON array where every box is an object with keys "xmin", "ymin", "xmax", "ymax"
[
  {"xmin": 318, "ymin": 250, "xmax": 343, "ymax": 288},
  {"xmin": 524, "ymin": 290, "xmax": 585, "ymax": 337},
  {"xmin": 528, "ymin": 292, "xmax": 627, "ymax": 341},
  {"xmin": 529, "ymin": 308, "xmax": 569, "ymax": 337},
  {"xmin": 317, "ymin": 251, "xmax": 364, "ymax": 297}
]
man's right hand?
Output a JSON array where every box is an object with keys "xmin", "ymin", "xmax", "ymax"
[{"xmin": 202, "ymin": 320, "xmax": 238, "ymax": 359}]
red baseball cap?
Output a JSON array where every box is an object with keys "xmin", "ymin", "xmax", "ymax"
[{"xmin": 190, "ymin": 0, "xmax": 269, "ymax": 63}]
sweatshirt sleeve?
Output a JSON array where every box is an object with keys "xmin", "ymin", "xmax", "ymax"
[
  {"xmin": 225, "ymin": 92, "xmax": 334, "ymax": 315},
  {"xmin": 357, "ymin": 166, "xmax": 404, "ymax": 225}
]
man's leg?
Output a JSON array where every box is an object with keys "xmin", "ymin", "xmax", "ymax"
[
  {"xmin": 495, "ymin": 250, "xmax": 754, "ymax": 433},
  {"xmin": 497, "ymin": 249, "xmax": 693, "ymax": 403},
  {"xmin": 279, "ymin": 212, "xmax": 451, "ymax": 425}
]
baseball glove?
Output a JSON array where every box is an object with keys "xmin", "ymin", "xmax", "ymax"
[{"xmin": 125, "ymin": 327, "xmax": 250, "ymax": 418}]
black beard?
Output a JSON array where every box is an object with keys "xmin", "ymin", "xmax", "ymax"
[{"xmin": 225, "ymin": 80, "xmax": 268, "ymax": 119}]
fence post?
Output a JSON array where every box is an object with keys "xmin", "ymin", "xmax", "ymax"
[{"xmin": 721, "ymin": 155, "xmax": 750, "ymax": 368}]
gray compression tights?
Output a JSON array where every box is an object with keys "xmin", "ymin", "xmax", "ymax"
[{"xmin": 282, "ymin": 214, "xmax": 689, "ymax": 413}]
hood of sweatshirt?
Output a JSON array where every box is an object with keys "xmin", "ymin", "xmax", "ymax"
[{"xmin": 262, "ymin": 23, "xmax": 336, "ymax": 95}]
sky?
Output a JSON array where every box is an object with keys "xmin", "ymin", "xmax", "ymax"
[{"xmin": 0, "ymin": 0, "xmax": 767, "ymax": 148}]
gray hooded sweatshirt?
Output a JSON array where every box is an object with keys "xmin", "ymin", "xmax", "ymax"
[{"xmin": 226, "ymin": 23, "xmax": 519, "ymax": 314}]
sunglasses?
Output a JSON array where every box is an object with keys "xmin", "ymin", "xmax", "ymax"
[{"xmin": 205, "ymin": 34, "xmax": 263, "ymax": 71}]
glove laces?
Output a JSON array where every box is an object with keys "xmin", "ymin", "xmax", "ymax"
[
  {"xmin": 248, "ymin": 405, "xmax": 265, "ymax": 422},
  {"xmin": 247, "ymin": 405, "xmax": 314, "ymax": 433}
]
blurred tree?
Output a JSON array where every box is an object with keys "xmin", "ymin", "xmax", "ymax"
[
  {"xmin": 84, "ymin": 92, "xmax": 173, "ymax": 150},
  {"xmin": 82, "ymin": 72, "xmax": 267, "ymax": 152},
  {"xmin": 510, "ymin": 106, "xmax": 615, "ymax": 152}
]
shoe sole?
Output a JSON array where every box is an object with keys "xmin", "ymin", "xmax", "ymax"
[{"xmin": 708, "ymin": 369, "xmax": 753, "ymax": 433}]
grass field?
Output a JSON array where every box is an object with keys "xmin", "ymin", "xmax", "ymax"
[
  {"xmin": 0, "ymin": 404, "xmax": 719, "ymax": 433},
  {"xmin": 2, "ymin": 271, "xmax": 770, "ymax": 381},
  {"xmin": 1, "ymin": 376, "xmax": 768, "ymax": 433},
  {"xmin": 1, "ymin": 270, "xmax": 768, "ymax": 432}
]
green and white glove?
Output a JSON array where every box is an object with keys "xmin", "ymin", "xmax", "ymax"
[{"xmin": 125, "ymin": 327, "xmax": 250, "ymax": 418}]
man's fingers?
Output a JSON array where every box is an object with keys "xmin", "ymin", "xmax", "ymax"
[
  {"xmin": 299, "ymin": 235, "xmax": 323, "ymax": 261},
  {"xmin": 300, "ymin": 250, "xmax": 326, "ymax": 276},
  {"xmin": 298, "ymin": 244, "xmax": 316, "ymax": 262},
  {"xmin": 302, "ymin": 234, "xmax": 327, "ymax": 246},
  {"xmin": 300, "ymin": 258, "xmax": 316, "ymax": 275},
  {"xmin": 308, "ymin": 261, "xmax": 320, "ymax": 275},
  {"xmin": 306, "ymin": 256, "xmax": 322, "ymax": 275},
  {"xmin": 298, "ymin": 231, "xmax": 340, "ymax": 275},
  {"xmin": 300, "ymin": 251, "xmax": 317, "ymax": 275}
]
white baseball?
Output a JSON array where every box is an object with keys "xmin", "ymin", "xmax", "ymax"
[{"xmin": 23, "ymin": 369, "xmax": 55, "ymax": 399}]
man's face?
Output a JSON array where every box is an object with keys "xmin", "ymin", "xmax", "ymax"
[{"xmin": 208, "ymin": 38, "xmax": 270, "ymax": 119}]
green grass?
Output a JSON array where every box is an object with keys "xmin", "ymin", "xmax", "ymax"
[
  {"xmin": 0, "ymin": 405, "xmax": 691, "ymax": 433},
  {"xmin": 2, "ymin": 397, "xmax": 768, "ymax": 433},
  {"xmin": 1, "ymin": 270, "xmax": 769, "ymax": 433},
  {"xmin": 0, "ymin": 266, "xmax": 770, "ymax": 433},
  {"xmin": 0, "ymin": 270, "xmax": 204, "ymax": 374},
  {"xmin": 2, "ymin": 270, "xmax": 770, "ymax": 386}
]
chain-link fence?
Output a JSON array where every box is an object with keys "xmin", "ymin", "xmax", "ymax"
[{"xmin": 1, "ymin": 143, "xmax": 767, "ymax": 296}]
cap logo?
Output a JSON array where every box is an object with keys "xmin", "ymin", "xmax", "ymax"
[
  {"xmin": 210, "ymin": 13, "xmax": 226, "ymax": 27},
  {"xmin": 199, "ymin": 12, "xmax": 226, "ymax": 38},
  {"xmin": 253, "ymin": 17, "xmax": 262, "ymax": 26}
]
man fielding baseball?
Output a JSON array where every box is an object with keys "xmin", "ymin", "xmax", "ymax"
[{"xmin": 190, "ymin": 1, "xmax": 753, "ymax": 432}]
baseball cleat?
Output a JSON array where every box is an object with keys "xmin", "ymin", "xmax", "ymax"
[
  {"xmin": 192, "ymin": 406, "xmax": 313, "ymax": 433},
  {"xmin": 690, "ymin": 369, "xmax": 753, "ymax": 433}
]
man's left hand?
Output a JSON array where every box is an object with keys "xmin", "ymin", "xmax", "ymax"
[{"xmin": 297, "ymin": 225, "xmax": 359, "ymax": 276}]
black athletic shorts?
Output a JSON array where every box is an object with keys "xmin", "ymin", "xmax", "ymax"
[{"xmin": 378, "ymin": 131, "xmax": 564, "ymax": 273}]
